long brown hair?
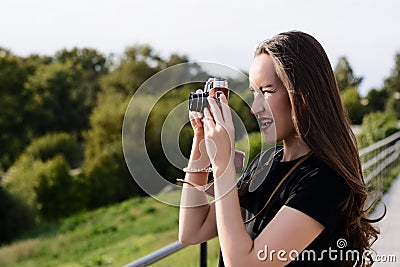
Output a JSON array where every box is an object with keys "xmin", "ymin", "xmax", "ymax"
[{"xmin": 255, "ymin": 31, "xmax": 381, "ymax": 266}]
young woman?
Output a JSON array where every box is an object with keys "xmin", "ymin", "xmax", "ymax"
[{"xmin": 178, "ymin": 31, "xmax": 380, "ymax": 266}]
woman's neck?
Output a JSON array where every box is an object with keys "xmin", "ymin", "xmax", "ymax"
[{"xmin": 281, "ymin": 136, "xmax": 311, "ymax": 162}]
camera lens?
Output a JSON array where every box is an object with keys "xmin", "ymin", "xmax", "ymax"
[{"xmin": 189, "ymin": 92, "xmax": 209, "ymax": 112}]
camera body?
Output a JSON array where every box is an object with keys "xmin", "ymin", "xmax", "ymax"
[{"xmin": 188, "ymin": 77, "xmax": 229, "ymax": 113}]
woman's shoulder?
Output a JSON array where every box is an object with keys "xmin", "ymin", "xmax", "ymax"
[
  {"xmin": 304, "ymin": 154, "xmax": 345, "ymax": 179},
  {"xmin": 289, "ymin": 153, "xmax": 350, "ymax": 195},
  {"xmin": 285, "ymin": 154, "xmax": 351, "ymax": 231}
]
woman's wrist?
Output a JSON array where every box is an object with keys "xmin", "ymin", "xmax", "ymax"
[
  {"xmin": 188, "ymin": 136, "xmax": 210, "ymax": 167},
  {"xmin": 212, "ymin": 154, "xmax": 236, "ymax": 178},
  {"xmin": 213, "ymin": 162, "xmax": 235, "ymax": 178},
  {"xmin": 192, "ymin": 134, "xmax": 204, "ymax": 143},
  {"xmin": 187, "ymin": 159, "xmax": 210, "ymax": 170}
]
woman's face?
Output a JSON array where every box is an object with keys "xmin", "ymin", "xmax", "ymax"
[{"xmin": 249, "ymin": 53, "xmax": 296, "ymax": 144}]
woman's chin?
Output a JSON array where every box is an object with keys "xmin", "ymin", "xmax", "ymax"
[{"xmin": 261, "ymin": 130, "xmax": 277, "ymax": 145}]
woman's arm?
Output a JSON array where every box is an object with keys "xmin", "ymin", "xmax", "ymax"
[{"xmin": 178, "ymin": 114, "xmax": 218, "ymax": 245}]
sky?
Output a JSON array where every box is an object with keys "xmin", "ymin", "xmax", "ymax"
[{"xmin": 1, "ymin": 0, "xmax": 400, "ymax": 96}]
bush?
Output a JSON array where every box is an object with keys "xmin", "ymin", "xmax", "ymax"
[
  {"xmin": 80, "ymin": 142, "xmax": 142, "ymax": 209},
  {"xmin": 2, "ymin": 154, "xmax": 42, "ymax": 210},
  {"xmin": 2, "ymin": 155, "xmax": 81, "ymax": 221},
  {"xmin": 357, "ymin": 111, "xmax": 400, "ymax": 148},
  {"xmin": 35, "ymin": 155, "xmax": 80, "ymax": 220},
  {"xmin": 24, "ymin": 132, "xmax": 80, "ymax": 167},
  {"xmin": 2, "ymin": 133, "xmax": 82, "ymax": 222},
  {"xmin": 79, "ymin": 93, "xmax": 142, "ymax": 208},
  {"xmin": 0, "ymin": 186, "xmax": 35, "ymax": 245},
  {"xmin": 341, "ymin": 86, "xmax": 365, "ymax": 125}
]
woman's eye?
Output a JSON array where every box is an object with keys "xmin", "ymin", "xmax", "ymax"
[
  {"xmin": 260, "ymin": 86, "xmax": 275, "ymax": 94},
  {"xmin": 261, "ymin": 89, "xmax": 274, "ymax": 94}
]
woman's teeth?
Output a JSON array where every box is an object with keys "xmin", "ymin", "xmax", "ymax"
[{"xmin": 260, "ymin": 118, "xmax": 273, "ymax": 129}]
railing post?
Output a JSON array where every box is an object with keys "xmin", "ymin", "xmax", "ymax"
[{"xmin": 200, "ymin": 242, "xmax": 207, "ymax": 267}]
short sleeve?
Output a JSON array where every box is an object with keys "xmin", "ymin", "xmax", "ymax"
[{"xmin": 284, "ymin": 165, "xmax": 350, "ymax": 233}]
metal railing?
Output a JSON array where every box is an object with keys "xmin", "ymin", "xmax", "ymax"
[
  {"xmin": 124, "ymin": 241, "xmax": 207, "ymax": 267},
  {"xmin": 359, "ymin": 131, "xmax": 400, "ymax": 207},
  {"xmin": 123, "ymin": 241, "xmax": 187, "ymax": 267},
  {"xmin": 124, "ymin": 131, "xmax": 400, "ymax": 267}
]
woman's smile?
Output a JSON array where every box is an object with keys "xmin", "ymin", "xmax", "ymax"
[{"xmin": 258, "ymin": 117, "xmax": 274, "ymax": 131}]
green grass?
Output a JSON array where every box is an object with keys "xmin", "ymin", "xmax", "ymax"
[{"xmin": 0, "ymin": 192, "xmax": 220, "ymax": 267}]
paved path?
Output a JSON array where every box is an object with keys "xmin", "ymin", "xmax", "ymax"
[{"xmin": 370, "ymin": 174, "xmax": 400, "ymax": 266}]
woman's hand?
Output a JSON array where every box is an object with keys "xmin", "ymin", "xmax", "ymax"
[
  {"xmin": 187, "ymin": 89, "xmax": 211, "ymax": 167},
  {"xmin": 203, "ymin": 94, "xmax": 235, "ymax": 174},
  {"xmin": 189, "ymin": 110, "xmax": 205, "ymax": 139},
  {"xmin": 189, "ymin": 90, "xmax": 206, "ymax": 139}
]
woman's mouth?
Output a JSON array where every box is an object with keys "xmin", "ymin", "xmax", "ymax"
[{"xmin": 259, "ymin": 118, "xmax": 274, "ymax": 130}]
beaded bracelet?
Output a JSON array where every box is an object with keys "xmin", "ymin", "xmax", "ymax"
[{"xmin": 182, "ymin": 166, "xmax": 213, "ymax": 173}]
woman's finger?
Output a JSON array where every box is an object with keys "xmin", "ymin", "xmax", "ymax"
[
  {"xmin": 189, "ymin": 111, "xmax": 200, "ymax": 123},
  {"xmin": 189, "ymin": 111, "xmax": 205, "ymax": 135},
  {"xmin": 203, "ymin": 108, "xmax": 215, "ymax": 129},
  {"xmin": 218, "ymin": 94, "xmax": 233, "ymax": 124},
  {"xmin": 207, "ymin": 97, "xmax": 224, "ymax": 123}
]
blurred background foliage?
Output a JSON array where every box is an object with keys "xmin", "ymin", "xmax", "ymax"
[{"xmin": 0, "ymin": 44, "xmax": 399, "ymax": 245}]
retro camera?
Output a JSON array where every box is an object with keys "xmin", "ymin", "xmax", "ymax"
[{"xmin": 188, "ymin": 77, "xmax": 229, "ymax": 113}]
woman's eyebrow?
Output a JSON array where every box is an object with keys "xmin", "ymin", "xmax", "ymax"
[
  {"xmin": 260, "ymin": 84, "xmax": 273, "ymax": 89},
  {"xmin": 249, "ymin": 83, "xmax": 274, "ymax": 91}
]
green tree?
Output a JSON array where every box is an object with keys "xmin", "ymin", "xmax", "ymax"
[
  {"xmin": 100, "ymin": 44, "xmax": 194, "ymax": 97},
  {"xmin": 24, "ymin": 132, "xmax": 80, "ymax": 167},
  {"xmin": 382, "ymin": 53, "xmax": 400, "ymax": 118},
  {"xmin": 364, "ymin": 88, "xmax": 389, "ymax": 114},
  {"xmin": 23, "ymin": 48, "xmax": 108, "ymax": 139},
  {"xmin": 1, "ymin": 133, "xmax": 81, "ymax": 220},
  {"xmin": 55, "ymin": 48, "xmax": 108, "ymax": 107},
  {"xmin": 341, "ymin": 86, "xmax": 365, "ymax": 124},
  {"xmin": 334, "ymin": 56, "xmax": 363, "ymax": 91},
  {"xmin": 100, "ymin": 45, "xmax": 161, "ymax": 96},
  {"xmin": 0, "ymin": 48, "xmax": 42, "ymax": 168},
  {"xmin": 24, "ymin": 61, "xmax": 89, "ymax": 136},
  {"xmin": 80, "ymin": 93, "xmax": 141, "ymax": 208},
  {"xmin": 83, "ymin": 93, "xmax": 128, "ymax": 159}
]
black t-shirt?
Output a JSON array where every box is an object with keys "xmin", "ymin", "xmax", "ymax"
[{"xmin": 218, "ymin": 148, "xmax": 351, "ymax": 266}]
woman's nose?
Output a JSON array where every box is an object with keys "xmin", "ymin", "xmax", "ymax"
[{"xmin": 251, "ymin": 96, "xmax": 263, "ymax": 115}]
